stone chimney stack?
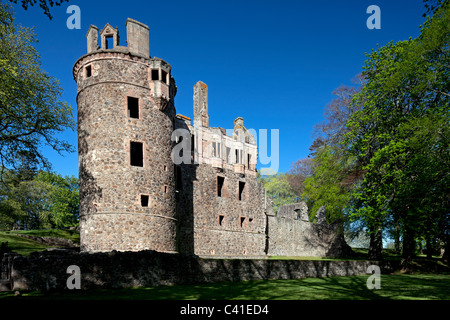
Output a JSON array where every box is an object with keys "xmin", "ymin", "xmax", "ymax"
[
  {"xmin": 193, "ymin": 81, "xmax": 209, "ymax": 128},
  {"xmin": 86, "ymin": 25, "xmax": 99, "ymax": 53},
  {"xmin": 126, "ymin": 18, "xmax": 150, "ymax": 58}
]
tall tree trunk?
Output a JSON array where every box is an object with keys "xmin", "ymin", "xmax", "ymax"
[
  {"xmin": 426, "ymin": 236, "xmax": 433, "ymax": 259},
  {"xmin": 442, "ymin": 235, "xmax": 449, "ymax": 264},
  {"xmin": 368, "ymin": 226, "xmax": 383, "ymax": 260},
  {"xmin": 402, "ymin": 225, "xmax": 416, "ymax": 271},
  {"xmin": 393, "ymin": 216, "xmax": 400, "ymax": 254}
]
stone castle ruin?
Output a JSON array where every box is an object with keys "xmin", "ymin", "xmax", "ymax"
[{"xmin": 73, "ymin": 18, "xmax": 351, "ymax": 258}]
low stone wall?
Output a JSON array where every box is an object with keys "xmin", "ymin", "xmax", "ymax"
[
  {"xmin": 266, "ymin": 216, "xmax": 351, "ymax": 257},
  {"xmin": 2, "ymin": 249, "xmax": 399, "ymax": 291}
]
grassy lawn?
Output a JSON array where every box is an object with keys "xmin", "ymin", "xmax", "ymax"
[
  {"xmin": 0, "ymin": 274, "xmax": 448, "ymax": 300},
  {"xmin": 0, "ymin": 229, "xmax": 80, "ymax": 256},
  {"xmin": 6, "ymin": 229, "xmax": 80, "ymax": 241}
]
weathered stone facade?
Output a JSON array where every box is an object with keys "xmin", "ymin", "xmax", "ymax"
[
  {"xmin": 74, "ymin": 19, "xmax": 177, "ymax": 253},
  {"xmin": 266, "ymin": 204, "xmax": 352, "ymax": 257},
  {"xmin": 174, "ymin": 81, "xmax": 268, "ymax": 256},
  {"xmin": 176, "ymin": 163, "xmax": 268, "ymax": 256},
  {"xmin": 74, "ymin": 18, "xmax": 351, "ymax": 258}
]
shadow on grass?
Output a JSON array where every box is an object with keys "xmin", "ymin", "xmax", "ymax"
[{"xmin": 2, "ymin": 274, "xmax": 449, "ymax": 300}]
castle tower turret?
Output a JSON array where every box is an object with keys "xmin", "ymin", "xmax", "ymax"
[{"xmin": 73, "ymin": 19, "xmax": 177, "ymax": 253}]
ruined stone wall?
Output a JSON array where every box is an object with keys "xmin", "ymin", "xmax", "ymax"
[
  {"xmin": 266, "ymin": 204, "xmax": 351, "ymax": 257},
  {"xmin": 4, "ymin": 250, "xmax": 399, "ymax": 291},
  {"xmin": 177, "ymin": 163, "xmax": 268, "ymax": 256},
  {"xmin": 74, "ymin": 51, "xmax": 177, "ymax": 253}
]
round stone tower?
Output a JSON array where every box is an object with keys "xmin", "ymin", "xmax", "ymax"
[{"xmin": 73, "ymin": 19, "xmax": 178, "ymax": 252}]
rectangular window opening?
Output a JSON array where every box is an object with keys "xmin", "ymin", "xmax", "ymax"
[
  {"xmin": 240, "ymin": 217, "xmax": 245, "ymax": 228},
  {"xmin": 212, "ymin": 142, "xmax": 217, "ymax": 157},
  {"xmin": 161, "ymin": 70, "xmax": 168, "ymax": 84},
  {"xmin": 217, "ymin": 176, "xmax": 225, "ymax": 197},
  {"xmin": 239, "ymin": 181, "xmax": 245, "ymax": 201},
  {"xmin": 151, "ymin": 69, "xmax": 159, "ymax": 81},
  {"xmin": 130, "ymin": 141, "xmax": 143, "ymax": 167},
  {"xmin": 105, "ymin": 35, "xmax": 113, "ymax": 49},
  {"xmin": 141, "ymin": 195, "xmax": 149, "ymax": 207},
  {"xmin": 127, "ymin": 96, "xmax": 139, "ymax": 119},
  {"xmin": 85, "ymin": 65, "xmax": 92, "ymax": 78},
  {"xmin": 247, "ymin": 154, "xmax": 251, "ymax": 169},
  {"xmin": 219, "ymin": 215, "xmax": 225, "ymax": 226}
]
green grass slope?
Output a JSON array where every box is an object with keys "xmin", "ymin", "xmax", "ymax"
[{"xmin": 0, "ymin": 229, "xmax": 80, "ymax": 256}]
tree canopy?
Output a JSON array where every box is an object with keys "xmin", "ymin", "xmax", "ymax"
[
  {"xmin": 0, "ymin": 3, "xmax": 75, "ymax": 178},
  {"xmin": 345, "ymin": 4, "xmax": 449, "ymax": 262},
  {"xmin": 7, "ymin": 0, "xmax": 69, "ymax": 19},
  {"xmin": 259, "ymin": 172, "xmax": 298, "ymax": 214},
  {"xmin": 0, "ymin": 168, "xmax": 79, "ymax": 230},
  {"xmin": 0, "ymin": 3, "xmax": 77, "ymax": 231}
]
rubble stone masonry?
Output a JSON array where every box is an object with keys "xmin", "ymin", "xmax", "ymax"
[{"xmin": 74, "ymin": 19, "xmax": 177, "ymax": 253}]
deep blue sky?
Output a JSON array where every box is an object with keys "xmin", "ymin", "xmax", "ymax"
[{"xmin": 11, "ymin": 0, "xmax": 427, "ymax": 177}]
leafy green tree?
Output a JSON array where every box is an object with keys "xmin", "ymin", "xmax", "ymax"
[
  {"xmin": 0, "ymin": 3, "xmax": 75, "ymax": 177},
  {"xmin": 0, "ymin": 168, "xmax": 79, "ymax": 230},
  {"xmin": 34, "ymin": 171, "xmax": 79, "ymax": 228},
  {"xmin": 0, "ymin": 168, "xmax": 24, "ymax": 230},
  {"xmin": 423, "ymin": 0, "xmax": 449, "ymax": 16},
  {"xmin": 18, "ymin": 178, "xmax": 52, "ymax": 229},
  {"xmin": 259, "ymin": 173, "xmax": 297, "ymax": 214},
  {"xmin": 303, "ymin": 145, "xmax": 357, "ymax": 224},
  {"xmin": 346, "ymin": 3, "xmax": 449, "ymax": 263},
  {"xmin": 0, "ymin": 166, "xmax": 48, "ymax": 229}
]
